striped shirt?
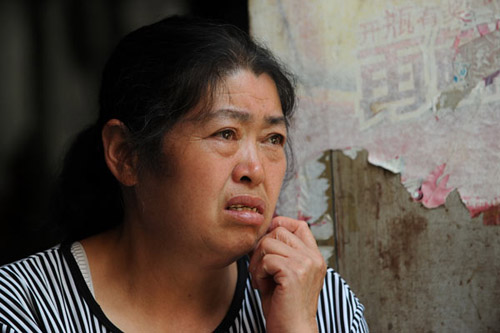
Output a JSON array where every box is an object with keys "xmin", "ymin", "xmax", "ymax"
[{"xmin": 0, "ymin": 243, "xmax": 368, "ymax": 332}]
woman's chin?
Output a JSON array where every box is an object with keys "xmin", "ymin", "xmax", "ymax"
[
  {"xmin": 202, "ymin": 225, "xmax": 266, "ymax": 266},
  {"xmin": 230, "ymin": 237, "xmax": 259, "ymax": 258},
  {"xmin": 209, "ymin": 238, "xmax": 259, "ymax": 266}
]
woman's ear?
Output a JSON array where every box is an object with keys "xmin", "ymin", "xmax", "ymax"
[{"xmin": 102, "ymin": 119, "xmax": 138, "ymax": 186}]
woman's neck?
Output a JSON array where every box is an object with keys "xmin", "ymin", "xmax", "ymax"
[{"xmin": 81, "ymin": 226, "xmax": 238, "ymax": 332}]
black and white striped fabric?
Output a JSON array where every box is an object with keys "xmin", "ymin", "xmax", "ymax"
[{"xmin": 0, "ymin": 243, "xmax": 368, "ymax": 332}]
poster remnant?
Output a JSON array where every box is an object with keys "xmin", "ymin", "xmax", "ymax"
[{"xmin": 250, "ymin": 0, "xmax": 500, "ymax": 223}]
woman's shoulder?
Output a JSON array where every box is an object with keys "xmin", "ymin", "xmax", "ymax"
[
  {"xmin": 322, "ymin": 267, "xmax": 365, "ymax": 308},
  {"xmin": 0, "ymin": 245, "xmax": 70, "ymax": 307},
  {"xmin": 0, "ymin": 244, "xmax": 85, "ymax": 332},
  {"xmin": 0, "ymin": 245, "xmax": 64, "ymax": 284},
  {"xmin": 0, "ymin": 246, "xmax": 63, "ymax": 329},
  {"xmin": 317, "ymin": 267, "xmax": 369, "ymax": 332}
]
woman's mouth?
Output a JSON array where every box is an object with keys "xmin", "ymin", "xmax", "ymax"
[
  {"xmin": 225, "ymin": 196, "xmax": 266, "ymax": 226},
  {"xmin": 227, "ymin": 204, "xmax": 259, "ymax": 213}
]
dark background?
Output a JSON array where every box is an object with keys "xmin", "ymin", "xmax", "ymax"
[{"xmin": 0, "ymin": 0, "xmax": 248, "ymax": 265}]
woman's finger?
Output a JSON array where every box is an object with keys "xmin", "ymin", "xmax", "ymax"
[
  {"xmin": 250, "ymin": 253, "xmax": 288, "ymax": 289},
  {"xmin": 269, "ymin": 216, "xmax": 318, "ymax": 249},
  {"xmin": 249, "ymin": 225, "xmax": 308, "ymax": 268},
  {"xmin": 249, "ymin": 234, "xmax": 294, "ymax": 274}
]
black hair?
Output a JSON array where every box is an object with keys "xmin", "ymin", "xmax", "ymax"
[{"xmin": 53, "ymin": 16, "xmax": 296, "ymax": 241}]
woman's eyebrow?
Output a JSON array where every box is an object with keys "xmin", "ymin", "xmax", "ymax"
[
  {"xmin": 211, "ymin": 109, "xmax": 251, "ymax": 122},
  {"xmin": 266, "ymin": 115, "xmax": 286, "ymax": 126},
  {"xmin": 205, "ymin": 109, "xmax": 285, "ymax": 127}
]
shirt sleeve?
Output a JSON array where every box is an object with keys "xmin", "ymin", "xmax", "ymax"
[
  {"xmin": 0, "ymin": 267, "xmax": 45, "ymax": 333},
  {"xmin": 316, "ymin": 268, "xmax": 369, "ymax": 333},
  {"xmin": 1, "ymin": 323, "xmax": 23, "ymax": 333}
]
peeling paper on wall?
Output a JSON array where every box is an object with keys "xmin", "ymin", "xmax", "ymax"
[
  {"xmin": 251, "ymin": 0, "xmax": 500, "ymax": 221},
  {"xmin": 276, "ymin": 151, "xmax": 337, "ymax": 262},
  {"xmin": 277, "ymin": 154, "xmax": 334, "ymax": 241}
]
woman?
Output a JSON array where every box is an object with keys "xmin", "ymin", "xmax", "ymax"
[{"xmin": 0, "ymin": 16, "xmax": 368, "ymax": 332}]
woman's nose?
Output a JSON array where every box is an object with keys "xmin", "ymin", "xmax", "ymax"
[{"xmin": 232, "ymin": 144, "xmax": 265, "ymax": 186}]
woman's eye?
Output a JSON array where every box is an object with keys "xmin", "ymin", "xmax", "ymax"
[
  {"xmin": 217, "ymin": 129, "xmax": 236, "ymax": 140},
  {"xmin": 268, "ymin": 134, "xmax": 285, "ymax": 146}
]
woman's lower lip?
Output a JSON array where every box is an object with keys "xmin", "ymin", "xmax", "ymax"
[{"xmin": 224, "ymin": 209, "xmax": 265, "ymax": 226}]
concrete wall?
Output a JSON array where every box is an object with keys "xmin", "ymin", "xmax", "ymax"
[{"xmin": 333, "ymin": 150, "xmax": 499, "ymax": 332}]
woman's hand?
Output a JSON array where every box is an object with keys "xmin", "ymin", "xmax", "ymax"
[{"xmin": 249, "ymin": 216, "xmax": 327, "ymax": 332}]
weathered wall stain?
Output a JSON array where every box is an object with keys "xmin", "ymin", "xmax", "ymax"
[
  {"xmin": 483, "ymin": 203, "xmax": 500, "ymax": 225},
  {"xmin": 378, "ymin": 213, "xmax": 428, "ymax": 280}
]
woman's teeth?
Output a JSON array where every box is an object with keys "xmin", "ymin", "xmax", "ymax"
[{"xmin": 228, "ymin": 204, "xmax": 258, "ymax": 212}]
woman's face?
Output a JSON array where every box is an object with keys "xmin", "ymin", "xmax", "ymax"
[{"xmin": 133, "ymin": 69, "xmax": 287, "ymax": 264}]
